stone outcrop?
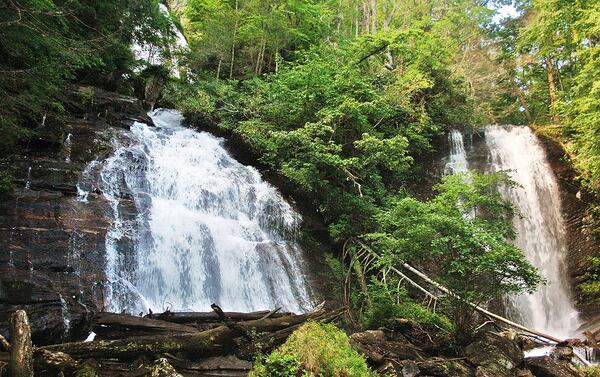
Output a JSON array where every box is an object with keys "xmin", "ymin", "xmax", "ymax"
[
  {"xmin": 464, "ymin": 331, "xmax": 524, "ymax": 377},
  {"xmin": 0, "ymin": 86, "xmax": 150, "ymax": 345}
]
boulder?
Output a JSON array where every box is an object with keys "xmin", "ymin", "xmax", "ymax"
[
  {"xmin": 464, "ymin": 332, "xmax": 524, "ymax": 377},
  {"xmin": 552, "ymin": 347, "xmax": 574, "ymax": 361},
  {"xmin": 417, "ymin": 358, "xmax": 473, "ymax": 377},
  {"xmin": 350, "ymin": 329, "xmax": 420, "ymax": 366},
  {"xmin": 525, "ymin": 356, "xmax": 582, "ymax": 377}
]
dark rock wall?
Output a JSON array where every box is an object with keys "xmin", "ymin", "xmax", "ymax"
[{"xmin": 0, "ymin": 86, "xmax": 150, "ymax": 344}]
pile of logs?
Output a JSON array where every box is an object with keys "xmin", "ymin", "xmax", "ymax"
[{"xmin": 0, "ymin": 304, "xmax": 344, "ymax": 376}]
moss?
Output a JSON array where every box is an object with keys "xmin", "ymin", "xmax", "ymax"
[
  {"xmin": 250, "ymin": 322, "xmax": 375, "ymax": 377},
  {"xmin": 75, "ymin": 362, "xmax": 99, "ymax": 377},
  {"xmin": 585, "ymin": 366, "xmax": 600, "ymax": 377}
]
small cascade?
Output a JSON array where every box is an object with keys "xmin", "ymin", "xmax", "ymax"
[
  {"xmin": 63, "ymin": 133, "xmax": 73, "ymax": 163},
  {"xmin": 76, "ymin": 160, "xmax": 101, "ymax": 202},
  {"xmin": 445, "ymin": 129, "xmax": 469, "ymax": 174},
  {"xmin": 99, "ymin": 109, "xmax": 313, "ymax": 314},
  {"xmin": 25, "ymin": 166, "xmax": 32, "ymax": 189},
  {"xmin": 484, "ymin": 125, "xmax": 581, "ymax": 339}
]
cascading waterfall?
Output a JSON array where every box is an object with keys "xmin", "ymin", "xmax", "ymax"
[
  {"xmin": 484, "ymin": 125, "xmax": 580, "ymax": 339},
  {"xmin": 445, "ymin": 129, "xmax": 469, "ymax": 175},
  {"xmin": 98, "ymin": 109, "xmax": 313, "ymax": 314}
]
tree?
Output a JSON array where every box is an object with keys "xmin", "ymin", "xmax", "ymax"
[
  {"xmin": 0, "ymin": 0, "xmax": 172, "ymax": 153},
  {"xmin": 365, "ymin": 173, "xmax": 541, "ymax": 343}
]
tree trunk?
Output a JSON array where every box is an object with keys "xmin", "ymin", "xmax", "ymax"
[
  {"xmin": 92, "ymin": 312, "xmax": 200, "ymax": 340},
  {"xmin": 146, "ymin": 309, "xmax": 290, "ymax": 324},
  {"xmin": 10, "ymin": 310, "xmax": 34, "ymax": 377},
  {"xmin": 362, "ymin": 1, "xmax": 370, "ymax": 34},
  {"xmin": 545, "ymin": 55, "xmax": 560, "ymax": 124},
  {"xmin": 370, "ymin": 0, "xmax": 377, "ymax": 34},
  {"xmin": 513, "ymin": 84, "xmax": 533, "ymax": 124},
  {"xmin": 41, "ymin": 312, "xmax": 324, "ymax": 361},
  {"xmin": 229, "ymin": 0, "xmax": 239, "ymax": 79}
]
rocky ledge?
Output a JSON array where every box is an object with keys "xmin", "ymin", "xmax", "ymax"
[
  {"xmin": 352, "ymin": 319, "xmax": 587, "ymax": 377},
  {"xmin": 0, "ymin": 86, "xmax": 150, "ymax": 345}
]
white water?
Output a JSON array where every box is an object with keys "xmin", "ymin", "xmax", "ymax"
[
  {"xmin": 99, "ymin": 109, "xmax": 313, "ymax": 314},
  {"xmin": 445, "ymin": 129, "xmax": 469, "ymax": 175},
  {"xmin": 485, "ymin": 125, "xmax": 581, "ymax": 339}
]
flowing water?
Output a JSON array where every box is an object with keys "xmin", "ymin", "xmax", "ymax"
[
  {"xmin": 96, "ymin": 109, "xmax": 313, "ymax": 314},
  {"xmin": 445, "ymin": 126, "xmax": 581, "ymax": 339},
  {"xmin": 445, "ymin": 129, "xmax": 469, "ymax": 175},
  {"xmin": 484, "ymin": 125, "xmax": 580, "ymax": 339}
]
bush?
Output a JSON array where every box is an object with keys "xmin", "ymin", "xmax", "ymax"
[
  {"xmin": 0, "ymin": 171, "xmax": 13, "ymax": 196},
  {"xmin": 250, "ymin": 322, "xmax": 374, "ymax": 377},
  {"xmin": 363, "ymin": 279, "xmax": 451, "ymax": 330},
  {"xmin": 579, "ymin": 257, "xmax": 600, "ymax": 302}
]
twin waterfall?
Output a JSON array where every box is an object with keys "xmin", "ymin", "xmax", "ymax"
[
  {"xmin": 93, "ymin": 109, "xmax": 313, "ymax": 314},
  {"xmin": 446, "ymin": 126, "xmax": 581, "ymax": 339}
]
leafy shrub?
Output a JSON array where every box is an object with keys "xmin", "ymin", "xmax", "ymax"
[
  {"xmin": 363, "ymin": 279, "xmax": 451, "ymax": 330},
  {"xmin": 579, "ymin": 257, "xmax": 600, "ymax": 302},
  {"xmin": 250, "ymin": 322, "xmax": 374, "ymax": 377},
  {"xmin": 0, "ymin": 172, "xmax": 13, "ymax": 196},
  {"xmin": 585, "ymin": 366, "xmax": 600, "ymax": 377}
]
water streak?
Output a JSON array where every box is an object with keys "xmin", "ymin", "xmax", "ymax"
[
  {"xmin": 100, "ymin": 109, "xmax": 313, "ymax": 314},
  {"xmin": 63, "ymin": 133, "xmax": 73, "ymax": 163},
  {"xmin": 485, "ymin": 125, "xmax": 580, "ymax": 339},
  {"xmin": 445, "ymin": 129, "xmax": 469, "ymax": 175}
]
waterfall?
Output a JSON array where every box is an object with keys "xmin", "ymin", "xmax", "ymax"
[
  {"xmin": 99, "ymin": 109, "xmax": 313, "ymax": 314},
  {"xmin": 445, "ymin": 129, "xmax": 469, "ymax": 174},
  {"xmin": 485, "ymin": 125, "xmax": 581, "ymax": 339}
]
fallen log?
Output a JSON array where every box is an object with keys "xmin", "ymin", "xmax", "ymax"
[
  {"xmin": 146, "ymin": 309, "xmax": 292, "ymax": 324},
  {"xmin": 40, "ymin": 308, "xmax": 331, "ymax": 361},
  {"xmin": 92, "ymin": 312, "xmax": 200, "ymax": 340}
]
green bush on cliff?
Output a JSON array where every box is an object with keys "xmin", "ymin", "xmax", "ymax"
[
  {"xmin": 250, "ymin": 322, "xmax": 374, "ymax": 377},
  {"xmin": 579, "ymin": 257, "xmax": 600, "ymax": 303}
]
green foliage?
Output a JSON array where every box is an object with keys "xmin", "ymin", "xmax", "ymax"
[
  {"xmin": 497, "ymin": 0, "xmax": 600, "ymax": 191},
  {"xmin": 250, "ymin": 352, "xmax": 303, "ymax": 377},
  {"xmin": 0, "ymin": 172, "xmax": 13, "ymax": 196},
  {"xmin": 579, "ymin": 257, "xmax": 600, "ymax": 302},
  {"xmin": 186, "ymin": 0, "xmax": 333, "ymax": 78},
  {"xmin": 0, "ymin": 0, "xmax": 173, "ymax": 154},
  {"xmin": 585, "ymin": 366, "xmax": 600, "ymax": 377},
  {"xmin": 218, "ymin": 36, "xmax": 469, "ymax": 240},
  {"xmin": 251, "ymin": 322, "xmax": 374, "ymax": 377},
  {"xmin": 363, "ymin": 279, "xmax": 451, "ymax": 330},
  {"xmin": 366, "ymin": 172, "xmax": 541, "ymax": 343}
]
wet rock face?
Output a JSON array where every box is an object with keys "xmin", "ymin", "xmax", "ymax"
[{"xmin": 0, "ymin": 86, "xmax": 149, "ymax": 345}]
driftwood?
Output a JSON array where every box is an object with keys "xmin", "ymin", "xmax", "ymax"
[
  {"xmin": 40, "ymin": 306, "xmax": 335, "ymax": 362},
  {"xmin": 10, "ymin": 310, "xmax": 34, "ymax": 377},
  {"xmin": 146, "ymin": 309, "xmax": 291, "ymax": 324},
  {"xmin": 92, "ymin": 312, "xmax": 200, "ymax": 340}
]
